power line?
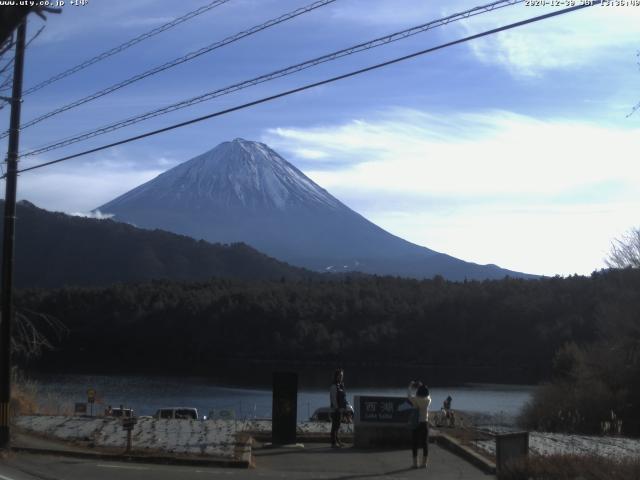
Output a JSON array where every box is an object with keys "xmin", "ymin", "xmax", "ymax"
[
  {"xmin": 21, "ymin": 0, "xmax": 524, "ymax": 158},
  {"xmin": 10, "ymin": 0, "xmax": 233, "ymax": 96},
  {"xmin": 0, "ymin": 25, "xmax": 45, "ymax": 102},
  {"xmin": 1, "ymin": 0, "xmax": 339, "ymax": 140},
  {"xmin": 0, "ymin": 33, "xmax": 14, "ymax": 59},
  {"xmin": 11, "ymin": 1, "xmax": 601, "ymax": 178}
]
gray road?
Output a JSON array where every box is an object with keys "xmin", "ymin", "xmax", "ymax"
[{"xmin": 0, "ymin": 443, "xmax": 494, "ymax": 480}]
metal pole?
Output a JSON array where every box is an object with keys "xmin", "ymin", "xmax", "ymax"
[
  {"xmin": 126, "ymin": 428, "xmax": 132, "ymax": 453},
  {"xmin": 0, "ymin": 19, "xmax": 26, "ymax": 449}
]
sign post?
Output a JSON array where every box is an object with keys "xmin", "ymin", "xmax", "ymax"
[
  {"xmin": 356, "ymin": 396, "xmax": 415, "ymax": 423},
  {"xmin": 353, "ymin": 395, "xmax": 416, "ymax": 448},
  {"xmin": 121, "ymin": 415, "xmax": 137, "ymax": 453},
  {"xmin": 87, "ymin": 388, "xmax": 96, "ymax": 417}
]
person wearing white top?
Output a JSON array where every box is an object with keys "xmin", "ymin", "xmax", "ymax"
[{"xmin": 408, "ymin": 380, "xmax": 431, "ymax": 468}]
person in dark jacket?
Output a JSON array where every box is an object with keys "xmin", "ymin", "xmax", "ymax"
[
  {"xmin": 329, "ymin": 368, "xmax": 347, "ymax": 448},
  {"xmin": 443, "ymin": 395, "xmax": 455, "ymax": 426}
]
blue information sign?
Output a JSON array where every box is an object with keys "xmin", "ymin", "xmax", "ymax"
[{"xmin": 357, "ymin": 396, "xmax": 415, "ymax": 423}]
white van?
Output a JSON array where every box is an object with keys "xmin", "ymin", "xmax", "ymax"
[
  {"xmin": 109, "ymin": 407, "xmax": 134, "ymax": 418},
  {"xmin": 153, "ymin": 407, "xmax": 198, "ymax": 420}
]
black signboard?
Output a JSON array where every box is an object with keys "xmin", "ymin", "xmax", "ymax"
[
  {"xmin": 357, "ymin": 396, "xmax": 415, "ymax": 424},
  {"xmin": 272, "ymin": 372, "xmax": 298, "ymax": 445}
]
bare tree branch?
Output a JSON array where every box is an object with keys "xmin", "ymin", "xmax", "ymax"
[
  {"xmin": 10, "ymin": 309, "xmax": 68, "ymax": 359},
  {"xmin": 605, "ymin": 227, "xmax": 640, "ymax": 269},
  {"xmin": 628, "ymin": 50, "xmax": 640, "ymax": 118}
]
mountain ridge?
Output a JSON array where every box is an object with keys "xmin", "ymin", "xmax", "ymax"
[
  {"xmin": 99, "ymin": 138, "xmax": 536, "ymax": 280},
  {"xmin": 2, "ymin": 200, "xmax": 312, "ymax": 288}
]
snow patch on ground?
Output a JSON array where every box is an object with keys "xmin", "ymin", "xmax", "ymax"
[
  {"xmin": 475, "ymin": 432, "xmax": 640, "ymax": 460},
  {"xmin": 16, "ymin": 416, "xmax": 241, "ymax": 458},
  {"xmin": 15, "ymin": 415, "xmax": 348, "ymax": 458},
  {"xmin": 242, "ymin": 419, "xmax": 353, "ymax": 435}
]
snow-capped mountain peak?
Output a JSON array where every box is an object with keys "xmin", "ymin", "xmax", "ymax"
[
  {"xmin": 103, "ymin": 138, "xmax": 341, "ymax": 212},
  {"xmin": 98, "ymin": 139, "xmax": 533, "ymax": 281}
]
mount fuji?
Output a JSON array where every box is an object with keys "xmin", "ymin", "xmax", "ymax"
[{"xmin": 98, "ymin": 138, "xmax": 533, "ymax": 280}]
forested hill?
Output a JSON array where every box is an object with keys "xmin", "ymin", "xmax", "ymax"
[
  {"xmin": 2, "ymin": 200, "xmax": 312, "ymax": 287},
  {"xmin": 17, "ymin": 268, "xmax": 640, "ymax": 383}
]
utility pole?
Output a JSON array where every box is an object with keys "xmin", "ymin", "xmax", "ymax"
[{"xmin": 0, "ymin": 18, "xmax": 27, "ymax": 449}]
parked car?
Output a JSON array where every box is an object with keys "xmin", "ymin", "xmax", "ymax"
[
  {"xmin": 310, "ymin": 404, "xmax": 354, "ymax": 423},
  {"xmin": 153, "ymin": 407, "xmax": 198, "ymax": 420},
  {"xmin": 109, "ymin": 407, "xmax": 134, "ymax": 418},
  {"xmin": 310, "ymin": 407, "xmax": 332, "ymax": 422}
]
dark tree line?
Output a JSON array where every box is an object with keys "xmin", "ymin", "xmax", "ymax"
[
  {"xmin": 517, "ymin": 225, "xmax": 640, "ymax": 436},
  {"xmin": 520, "ymin": 268, "xmax": 640, "ymax": 436},
  {"xmin": 14, "ymin": 268, "xmax": 640, "ymax": 391}
]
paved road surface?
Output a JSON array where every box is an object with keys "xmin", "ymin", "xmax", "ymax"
[
  {"xmin": 0, "ymin": 443, "xmax": 494, "ymax": 480},
  {"xmin": 254, "ymin": 443, "xmax": 493, "ymax": 479}
]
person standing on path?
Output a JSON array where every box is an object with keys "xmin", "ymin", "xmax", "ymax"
[
  {"xmin": 408, "ymin": 380, "xmax": 431, "ymax": 468},
  {"xmin": 443, "ymin": 395, "xmax": 455, "ymax": 427},
  {"xmin": 329, "ymin": 368, "xmax": 347, "ymax": 448}
]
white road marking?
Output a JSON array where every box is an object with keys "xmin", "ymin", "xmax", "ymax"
[
  {"xmin": 96, "ymin": 464, "xmax": 236, "ymax": 475},
  {"xmin": 96, "ymin": 464, "xmax": 151, "ymax": 471},
  {"xmin": 0, "ymin": 473, "xmax": 17, "ymax": 480},
  {"xmin": 194, "ymin": 470, "xmax": 234, "ymax": 475}
]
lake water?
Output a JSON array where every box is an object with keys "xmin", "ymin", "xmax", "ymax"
[{"xmin": 27, "ymin": 373, "xmax": 534, "ymax": 424}]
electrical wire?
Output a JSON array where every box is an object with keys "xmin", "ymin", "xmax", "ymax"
[
  {"xmin": 0, "ymin": 33, "xmax": 14, "ymax": 58},
  {"xmin": 12, "ymin": 0, "xmax": 233, "ymax": 96},
  {"xmin": 11, "ymin": 1, "xmax": 601, "ymax": 178},
  {"xmin": 0, "ymin": 25, "xmax": 46, "ymax": 102},
  {"xmin": 21, "ymin": 0, "xmax": 524, "ymax": 158},
  {"xmin": 1, "ymin": 0, "xmax": 339, "ymax": 140}
]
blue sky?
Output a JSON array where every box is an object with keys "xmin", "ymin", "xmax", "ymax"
[{"xmin": 2, "ymin": 0, "xmax": 639, "ymax": 276}]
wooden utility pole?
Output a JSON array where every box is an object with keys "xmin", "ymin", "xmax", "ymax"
[{"xmin": 0, "ymin": 18, "xmax": 26, "ymax": 449}]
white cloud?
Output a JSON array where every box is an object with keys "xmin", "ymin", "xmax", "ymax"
[
  {"xmin": 329, "ymin": 0, "xmax": 516, "ymax": 28},
  {"xmin": 265, "ymin": 108, "xmax": 640, "ymax": 275},
  {"xmin": 156, "ymin": 156, "xmax": 179, "ymax": 167},
  {"xmin": 17, "ymin": 167, "xmax": 163, "ymax": 213},
  {"xmin": 292, "ymin": 148, "xmax": 330, "ymax": 160},
  {"xmin": 267, "ymin": 108, "xmax": 640, "ymax": 197},
  {"xmin": 331, "ymin": 0, "xmax": 441, "ymax": 27},
  {"xmin": 371, "ymin": 202, "xmax": 636, "ymax": 277},
  {"xmin": 69, "ymin": 210, "xmax": 114, "ymax": 219},
  {"xmin": 35, "ymin": 0, "xmax": 161, "ymax": 43},
  {"xmin": 459, "ymin": 3, "xmax": 640, "ymax": 76}
]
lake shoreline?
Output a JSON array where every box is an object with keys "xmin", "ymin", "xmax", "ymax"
[
  {"xmin": 20, "ymin": 373, "xmax": 535, "ymax": 423},
  {"xmin": 23, "ymin": 360, "xmax": 541, "ymax": 390}
]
